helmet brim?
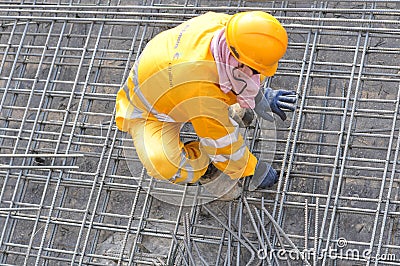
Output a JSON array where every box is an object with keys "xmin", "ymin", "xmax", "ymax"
[{"xmin": 260, "ymin": 62, "xmax": 278, "ymax": 77}]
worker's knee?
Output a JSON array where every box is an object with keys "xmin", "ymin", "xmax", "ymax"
[
  {"xmin": 140, "ymin": 147, "xmax": 181, "ymax": 180},
  {"xmin": 141, "ymin": 146, "xmax": 209, "ymax": 184}
]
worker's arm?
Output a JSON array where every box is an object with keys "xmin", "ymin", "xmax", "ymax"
[{"xmin": 185, "ymin": 92, "xmax": 257, "ymax": 179}]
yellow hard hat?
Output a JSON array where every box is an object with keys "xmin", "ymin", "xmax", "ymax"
[{"xmin": 226, "ymin": 11, "xmax": 288, "ymax": 77}]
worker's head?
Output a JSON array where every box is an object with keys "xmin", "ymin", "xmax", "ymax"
[{"xmin": 225, "ymin": 11, "xmax": 288, "ymax": 77}]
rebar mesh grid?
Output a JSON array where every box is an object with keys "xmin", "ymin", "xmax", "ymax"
[{"xmin": 1, "ymin": 1, "xmax": 400, "ymax": 265}]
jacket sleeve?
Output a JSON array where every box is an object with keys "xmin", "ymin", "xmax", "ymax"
[{"xmin": 187, "ymin": 89, "xmax": 258, "ymax": 179}]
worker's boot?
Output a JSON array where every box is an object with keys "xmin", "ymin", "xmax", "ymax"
[
  {"xmin": 199, "ymin": 163, "xmax": 220, "ymax": 184},
  {"xmin": 228, "ymin": 103, "xmax": 254, "ymax": 128},
  {"xmin": 199, "ymin": 164, "xmax": 241, "ymax": 201}
]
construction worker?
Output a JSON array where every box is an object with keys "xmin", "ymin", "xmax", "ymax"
[{"xmin": 115, "ymin": 11, "xmax": 296, "ymax": 199}]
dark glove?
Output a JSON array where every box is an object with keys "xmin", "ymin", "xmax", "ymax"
[
  {"xmin": 248, "ymin": 161, "xmax": 278, "ymax": 191},
  {"xmin": 254, "ymin": 87, "xmax": 297, "ymax": 121}
]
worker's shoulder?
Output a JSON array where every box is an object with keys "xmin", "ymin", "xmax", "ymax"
[
  {"xmin": 199, "ymin": 11, "xmax": 231, "ymax": 20},
  {"xmin": 187, "ymin": 11, "xmax": 231, "ymax": 26}
]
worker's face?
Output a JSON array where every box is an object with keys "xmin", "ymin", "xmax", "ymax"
[
  {"xmin": 230, "ymin": 63, "xmax": 261, "ymax": 95},
  {"xmin": 235, "ymin": 63, "xmax": 259, "ymax": 77},
  {"xmin": 232, "ymin": 63, "xmax": 260, "ymax": 79}
]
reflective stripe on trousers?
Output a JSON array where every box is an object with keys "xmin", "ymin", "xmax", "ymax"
[{"xmin": 171, "ymin": 151, "xmax": 196, "ymax": 184}]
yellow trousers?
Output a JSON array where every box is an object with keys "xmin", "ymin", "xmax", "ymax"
[{"xmin": 128, "ymin": 118, "xmax": 210, "ymax": 184}]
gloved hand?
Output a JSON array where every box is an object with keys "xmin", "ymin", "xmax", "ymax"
[
  {"xmin": 248, "ymin": 161, "xmax": 279, "ymax": 191},
  {"xmin": 254, "ymin": 87, "xmax": 297, "ymax": 121}
]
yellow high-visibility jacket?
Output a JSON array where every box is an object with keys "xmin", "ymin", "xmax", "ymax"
[{"xmin": 116, "ymin": 12, "xmax": 257, "ymax": 180}]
